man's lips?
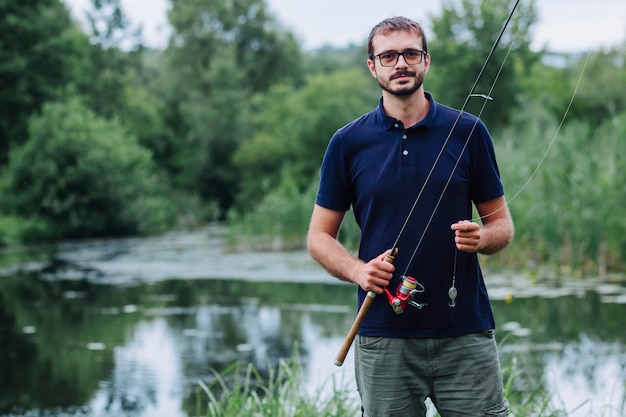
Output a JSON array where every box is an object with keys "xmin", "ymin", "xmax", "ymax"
[{"xmin": 391, "ymin": 71, "xmax": 416, "ymax": 80}]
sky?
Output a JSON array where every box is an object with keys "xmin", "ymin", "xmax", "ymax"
[{"xmin": 63, "ymin": 0, "xmax": 626, "ymax": 53}]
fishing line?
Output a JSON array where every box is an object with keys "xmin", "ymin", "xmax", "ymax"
[
  {"xmin": 468, "ymin": 0, "xmax": 611, "ymax": 224},
  {"xmin": 470, "ymin": 44, "xmax": 595, "ymax": 224}
]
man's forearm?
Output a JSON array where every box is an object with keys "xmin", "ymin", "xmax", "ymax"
[
  {"xmin": 478, "ymin": 217, "xmax": 514, "ymax": 255},
  {"xmin": 307, "ymin": 232, "xmax": 362, "ymax": 284}
]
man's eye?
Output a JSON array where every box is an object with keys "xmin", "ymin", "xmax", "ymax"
[
  {"xmin": 380, "ymin": 53, "xmax": 396, "ymax": 60},
  {"xmin": 405, "ymin": 51, "xmax": 420, "ymax": 58}
]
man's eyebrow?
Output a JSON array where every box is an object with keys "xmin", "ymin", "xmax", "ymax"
[{"xmin": 377, "ymin": 48, "xmax": 421, "ymax": 54}]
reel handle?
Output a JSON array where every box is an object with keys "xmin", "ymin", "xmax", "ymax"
[{"xmin": 334, "ymin": 252, "xmax": 395, "ymax": 366}]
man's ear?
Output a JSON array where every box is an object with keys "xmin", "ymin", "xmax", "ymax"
[{"xmin": 367, "ymin": 59, "xmax": 377, "ymax": 77}]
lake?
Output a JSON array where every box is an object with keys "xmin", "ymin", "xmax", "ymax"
[{"xmin": 0, "ymin": 226, "xmax": 624, "ymax": 416}]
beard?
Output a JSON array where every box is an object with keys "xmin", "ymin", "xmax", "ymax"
[{"xmin": 377, "ymin": 69, "xmax": 425, "ymax": 96}]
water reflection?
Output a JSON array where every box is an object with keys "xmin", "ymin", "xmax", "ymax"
[
  {"xmin": 544, "ymin": 336, "xmax": 625, "ymax": 416},
  {"xmin": 0, "ymin": 228, "xmax": 624, "ymax": 417},
  {"xmin": 93, "ymin": 318, "xmax": 186, "ymax": 416}
]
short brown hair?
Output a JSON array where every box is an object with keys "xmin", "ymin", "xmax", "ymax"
[{"xmin": 367, "ymin": 16, "xmax": 428, "ymax": 58}]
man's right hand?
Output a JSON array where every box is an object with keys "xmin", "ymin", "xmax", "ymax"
[{"xmin": 354, "ymin": 249, "xmax": 396, "ymax": 294}]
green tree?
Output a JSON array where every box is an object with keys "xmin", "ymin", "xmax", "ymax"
[
  {"xmin": 304, "ymin": 43, "xmax": 369, "ymax": 76},
  {"xmin": 1, "ymin": 97, "xmax": 176, "ymax": 240},
  {"xmin": 70, "ymin": 0, "xmax": 147, "ymax": 120},
  {"xmin": 232, "ymin": 69, "xmax": 379, "ymax": 212},
  {"xmin": 427, "ymin": 0, "xmax": 540, "ymax": 129},
  {"xmin": 159, "ymin": 0, "xmax": 304, "ymax": 218},
  {"xmin": 569, "ymin": 45, "xmax": 626, "ymax": 126},
  {"xmin": 120, "ymin": 83, "xmax": 176, "ymax": 173},
  {"xmin": 0, "ymin": 0, "xmax": 87, "ymax": 164},
  {"xmin": 516, "ymin": 53, "xmax": 573, "ymax": 129},
  {"xmin": 85, "ymin": 0, "xmax": 142, "ymax": 49},
  {"xmin": 520, "ymin": 44, "xmax": 626, "ymax": 131},
  {"xmin": 167, "ymin": 0, "xmax": 303, "ymax": 94}
]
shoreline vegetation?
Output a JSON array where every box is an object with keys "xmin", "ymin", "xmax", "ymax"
[{"xmin": 197, "ymin": 347, "xmax": 620, "ymax": 417}]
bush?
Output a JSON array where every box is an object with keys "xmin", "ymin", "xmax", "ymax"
[{"xmin": 1, "ymin": 97, "xmax": 176, "ymax": 241}]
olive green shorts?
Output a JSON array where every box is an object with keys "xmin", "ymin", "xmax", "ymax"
[{"xmin": 355, "ymin": 331, "xmax": 509, "ymax": 417}]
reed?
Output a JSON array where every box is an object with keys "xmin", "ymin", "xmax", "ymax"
[
  {"xmin": 196, "ymin": 351, "xmax": 360, "ymax": 417},
  {"xmin": 226, "ymin": 172, "xmax": 317, "ymax": 251},
  {"xmin": 496, "ymin": 112, "xmax": 626, "ymax": 274}
]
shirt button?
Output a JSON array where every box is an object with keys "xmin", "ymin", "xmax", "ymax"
[
  {"xmin": 403, "ymin": 150, "xmax": 409, "ymax": 156},
  {"xmin": 403, "ymin": 134, "xmax": 408, "ymax": 140},
  {"xmin": 394, "ymin": 123, "xmax": 399, "ymax": 128}
]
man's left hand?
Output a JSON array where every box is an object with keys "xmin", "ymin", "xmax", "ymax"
[{"xmin": 451, "ymin": 220, "xmax": 481, "ymax": 253}]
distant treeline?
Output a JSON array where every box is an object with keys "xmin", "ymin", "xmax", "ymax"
[{"xmin": 1, "ymin": 0, "xmax": 625, "ymax": 273}]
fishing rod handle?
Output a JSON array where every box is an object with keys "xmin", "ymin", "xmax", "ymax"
[
  {"xmin": 334, "ymin": 252, "xmax": 395, "ymax": 367},
  {"xmin": 334, "ymin": 291, "xmax": 376, "ymax": 366}
]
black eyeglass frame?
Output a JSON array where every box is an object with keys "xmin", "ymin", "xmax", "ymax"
[{"xmin": 370, "ymin": 49, "xmax": 427, "ymax": 67}]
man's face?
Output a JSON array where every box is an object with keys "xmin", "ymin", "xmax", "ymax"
[{"xmin": 368, "ymin": 30, "xmax": 430, "ymax": 96}]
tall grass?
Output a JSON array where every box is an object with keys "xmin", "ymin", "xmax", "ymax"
[
  {"xmin": 225, "ymin": 171, "xmax": 361, "ymax": 252},
  {"xmin": 196, "ymin": 351, "xmax": 360, "ymax": 417},
  {"xmin": 225, "ymin": 172, "xmax": 317, "ymax": 251},
  {"xmin": 497, "ymin": 112, "xmax": 626, "ymax": 275}
]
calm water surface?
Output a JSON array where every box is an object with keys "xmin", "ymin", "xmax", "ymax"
[{"xmin": 0, "ymin": 227, "xmax": 624, "ymax": 417}]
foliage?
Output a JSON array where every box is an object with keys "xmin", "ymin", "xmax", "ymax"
[
  {"xmin": 0, "ymin": 0, "xmax": 88, "ymax": 164},
  {"xmin": 518, "ymin": 53, "xmax": 574, "ymax": 127},
  {"xmin": 226, "ymin": 171, "xmax": 316, "ymax": 250},
  {"xmin": 70, "ymin": 0, "xmax": 148, "ymax": 121},
  {"xmin": 84, "ymin": 0, "xmax": 142, "ymax": 50},
  {"xmin": 226, "ymin": 173, "xmax": 361, "ymax": 252},
  {"xmin": 495, "ymin": 109, "xmax": 626, "ymax": 274},
  {"xmin": 197, "ymin": 350, "xmax": 359, "ymax": 417},
  {"xmin": 232, "ymin": 69, "xmax": 380, "ymax": 212},
  {"xmin": 0, "ymin": 97, "xmax": 176, "ymax": 240},
  {"xmin": 427, "ymin": 0, "xmax": 541, "ymax": 129},
  {"xmin": 159, "ymin": 0, "xmax": 304, "ymax": 216},
  {"xmin": 304, "ymin": 43, "xmax": 370, "ymax": 76},
  {"xmin": 522, "ymin": 45, "xmax": 626, "ymax": 130},
  {"xmin": 500, "ymin": 356, "xmax": 566, "ymax": 417},
  {"xmin": 0, "ymin": 215, "xmax": 51, "ymax": 247},
  {"xmin": 119, "ymin": 84, "xmax": 176, "ymax": 171},
  {"xmin": 568, "ymin": 45, "xmax": 626, "ymax": 125},
  {"xmin": 167, "ymin": 0, "xmax": 303, "ymax": 95}
]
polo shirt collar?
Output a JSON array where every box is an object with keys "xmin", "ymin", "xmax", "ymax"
[{"xmin": 377, "ymin": 92, "xmax": 437, "ymax": 131}]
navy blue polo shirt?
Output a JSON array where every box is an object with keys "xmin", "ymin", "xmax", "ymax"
[{"xmin": 316, "ymin": 92, "xmax": 504, "ymax": 338}]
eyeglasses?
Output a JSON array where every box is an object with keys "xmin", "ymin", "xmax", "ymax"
[{"xmin": 371, "ymin": 49, "xmax": 426, "ymax": 67}]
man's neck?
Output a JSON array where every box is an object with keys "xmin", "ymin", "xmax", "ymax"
[{"xmin": 382, "ymin": 90, "xmax": 430, "ymax": 128}]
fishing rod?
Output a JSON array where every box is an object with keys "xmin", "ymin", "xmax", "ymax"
[{"xmin": 334, "ymin": 0, "xmax": 522, "ymax": 367}]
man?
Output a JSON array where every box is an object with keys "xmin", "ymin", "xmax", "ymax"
[{"xmin": 306, "ymin": 16, "xmax": 514, "ymax": 417}]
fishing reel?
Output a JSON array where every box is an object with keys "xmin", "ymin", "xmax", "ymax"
[{"xmin": 383, "ymin": 275, "xmax": 427, "ymax": 314}]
